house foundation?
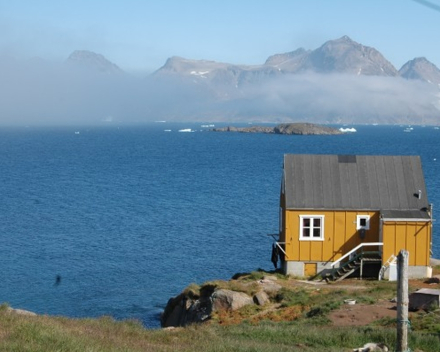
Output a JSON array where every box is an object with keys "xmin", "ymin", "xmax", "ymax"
[
  {"xmin": 381, "ymin": 265, "xmax": 432, "ymax": 280},
  {"xmin": 283, "ymin": 261, "xmax": 333, "ymax": 277},
  {"xmin": 285, "ymin": 260, "xmax": 432, "ymax": 280}
]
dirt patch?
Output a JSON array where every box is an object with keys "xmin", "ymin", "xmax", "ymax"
[
  {"xmin": 327, "ymin": 277, "xmax": 440, "ymax": 327},
  {"xmin": 410, "ymin": 277, "xmax": 440, "ymax": 289},
  {"xmin": 329, "ymin": 299, "xmax": 396, "ymax": 326}
]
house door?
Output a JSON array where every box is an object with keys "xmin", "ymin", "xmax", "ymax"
[{"xmin": 304, "ymin": 263, "xmax": 317, "ymax": 277}]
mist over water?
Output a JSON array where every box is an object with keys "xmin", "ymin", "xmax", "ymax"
[{"xmin": 0, "ymin": 56, "xmax": 439, "ymax": 125}]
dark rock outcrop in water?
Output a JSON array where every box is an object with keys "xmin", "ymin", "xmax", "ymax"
[{"xmin": 212, "ymin": 123, "xmax": 342, "ymax": 135}]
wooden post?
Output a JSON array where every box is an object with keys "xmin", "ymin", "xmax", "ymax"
[{"xmin": 396, "ymin": 250, "xmax": 409, "ymax": 352}]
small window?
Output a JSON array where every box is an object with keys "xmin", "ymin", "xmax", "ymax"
[
  {"xmin": 357, "ymin": 215, "xmax": 370, "ymax": 230},
  {"xmin": 300, "ymin": 215, "xmax": 324, "ymax": 241}
]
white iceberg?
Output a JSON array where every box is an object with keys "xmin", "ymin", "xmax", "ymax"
[{"xmin": 339, "ymin": 127, "xmax": 357, "ymax": 133}]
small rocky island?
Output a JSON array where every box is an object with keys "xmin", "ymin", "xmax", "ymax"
[{"xmin": 211, "ymin": 123, "xmax": 342, "ymax": 135}]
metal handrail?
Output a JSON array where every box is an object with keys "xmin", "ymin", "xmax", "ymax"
[
  {"xmin": 275, "ymin": 242, "xmax": 286, "ymax": 255},
  {"xmin": 331, "ymin": 242, "xmax": 383, "ymax": 267},
  {"xmin": 268, "ymin": 233, "xmax": 287, "ymax": 255}
]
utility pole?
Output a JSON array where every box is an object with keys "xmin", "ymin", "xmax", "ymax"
[{"xmin": 396, "ymin": 250, "xmax": 409, "ymax": 352}]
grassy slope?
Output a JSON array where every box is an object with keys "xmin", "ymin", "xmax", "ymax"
[{"xmin": 1, "ymin": 272, "xmax": 440, "ymax": 352}]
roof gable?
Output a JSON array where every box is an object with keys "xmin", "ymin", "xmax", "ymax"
[{"xmin": 283, "ymin": 154, "xmax": 429, "ymax": 211}]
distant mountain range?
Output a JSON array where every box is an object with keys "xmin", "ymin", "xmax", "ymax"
[
  {"xmin": 66, "ymin": 50, "xmax": 124, "ymax": 75},
  {"xmin": 153, "ymin": 35, "xmax": 440, "ymax": 89},
  {"xmin": 1, "ymin": 36, "xmax": 440, "ymax": 125},
  {"xmin": 72, "ymin": 36, "xmax": 440, "ymax": 86}
]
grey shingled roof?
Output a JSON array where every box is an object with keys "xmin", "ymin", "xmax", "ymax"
[{"xmin": 283, "ymin": 154, "xmax": 430, "ymax": 215}]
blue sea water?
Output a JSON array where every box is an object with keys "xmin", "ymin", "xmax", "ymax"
[{"xmin": 0, "ymin": 123, "xmax": 439, "ymax": 328}]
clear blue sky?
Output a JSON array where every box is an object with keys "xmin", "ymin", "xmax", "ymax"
[{"xmin": 1, "ymin": 0, "xmax": 440, "ymax": 73}]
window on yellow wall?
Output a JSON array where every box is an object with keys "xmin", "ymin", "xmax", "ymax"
[
  {"xmin": 357, "ymin": 215, "xmax": 370, "ymax": 230},
  {"xmin": 299, "ymin": 215, "xmax": 325, "ymax": 241}
]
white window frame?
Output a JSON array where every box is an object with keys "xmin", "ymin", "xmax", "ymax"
[
  {"xmin": 299, "ymin": 215, "xmax": 325, "ymax": 241},
  {"xmin": 356, "ymin": 215, "xmax": 370, "ymax": 230}
]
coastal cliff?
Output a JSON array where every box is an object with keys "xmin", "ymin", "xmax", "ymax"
[{"xmin": 211, "ymin": 123, "xmax": 342, "ymax": 135}]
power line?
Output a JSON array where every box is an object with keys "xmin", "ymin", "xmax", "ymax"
[{"xmin": 412, "ymin": 0, "xmax": 440, "ymax": 12}]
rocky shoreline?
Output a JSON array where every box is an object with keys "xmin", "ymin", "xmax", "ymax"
[
  {"xmin": 1, "ymin": 305, "xmax": 37, "ymax": 317},
  {"xmin": 211, "ymin": 123, "xmax": 343, "ymax": 135},
  {"xmin": 161, "ymin": 275, "xmax": 281, "ymax": 328}
]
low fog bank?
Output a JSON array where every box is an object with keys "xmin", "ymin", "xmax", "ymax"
[
  {"xmin": 231, "ymin": 73, "xmax": 440, "ymax": 125},
  {"xmin": 0, "ymin": 58, "xmax": 439, "ymax": 126}
]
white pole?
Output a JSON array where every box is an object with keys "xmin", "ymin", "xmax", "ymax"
[{"xmin": 396, "ymin": 250, "xmax": 409, "ymax": 352}]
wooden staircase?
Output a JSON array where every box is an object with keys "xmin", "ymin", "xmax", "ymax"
[{"xmin": 326, "ymin": 251, "xmax": 382, "ymax": 282}]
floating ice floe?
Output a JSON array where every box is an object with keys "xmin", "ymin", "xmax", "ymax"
[{"xmin": 339, "ymin": 127, "xmax": 357, "ymax": 133}]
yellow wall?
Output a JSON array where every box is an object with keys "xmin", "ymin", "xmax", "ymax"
[
  {"xmin": 382, "ymin": 221, "xmax": 431, "ymax": 266},
  {"xmin": 283, "ymin": 210, "xmax": 380, "ymax": 262}
]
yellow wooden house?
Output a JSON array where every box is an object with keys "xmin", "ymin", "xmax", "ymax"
[{"xmin": 276, "ymin": 154, "xmax": 433, "ymax": 280}]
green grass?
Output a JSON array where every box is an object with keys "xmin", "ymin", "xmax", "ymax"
[
  {"xmin": 275, "ymin": 287, "xmax": 312, "ymax": 307},
  {"xmin": 1, "ymin": 312, "xmax": 439, "ymax": 352},
  {"xmin": 410, "ymin": 310, "xmax": 440, "ymax": 334}
]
